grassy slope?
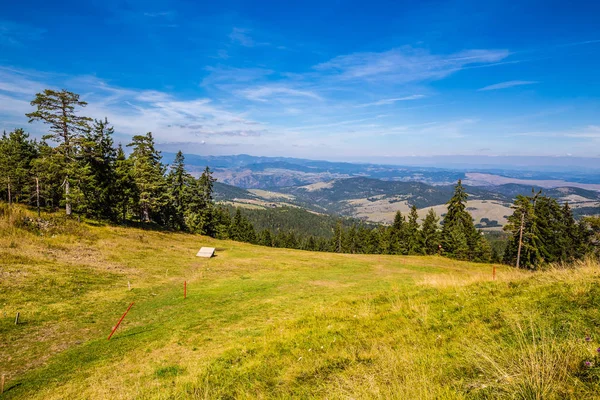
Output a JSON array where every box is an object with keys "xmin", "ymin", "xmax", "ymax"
[{"xmin": 1, "ymin": 208, "xmax": 600, "ymax": 399}]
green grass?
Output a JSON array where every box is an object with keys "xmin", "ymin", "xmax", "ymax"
[{"xmin": 1, "ymin": 206, "xmax": 600, "ymax": 399}]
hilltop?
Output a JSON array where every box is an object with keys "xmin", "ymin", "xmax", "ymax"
[{"xmin": 2, "ymin": 207, "xmax": 600, "ymax": 399}]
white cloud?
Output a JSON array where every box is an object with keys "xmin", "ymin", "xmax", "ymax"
[
  {"xmin": 238, "ymin": 85, "xmax": 322, "ymax": 102},
  {"xmin": 356, "ymin": 94, "xmax": 426, "ymax": 107},
  {"xmin": 314, "ymin": 46, "xmax": 510, "ymax": 82},
  {"xmin": 478, "ymin": 80, "xmax": 538, "ymax": 91},
  {"xmin": 228, "ymin": 27, "xmax": 270, "ymax": 48},
  {"xmin": 0, "ymin": 68, "xmax": 268, "ymax": 145},
  {"xmin": 509, "ymin": 125, "xmax": 600, "ymax": 139}
]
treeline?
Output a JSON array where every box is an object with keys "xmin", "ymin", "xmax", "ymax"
[
  {"xmin": 503, "ymin": 191, "xmax": 599, "ymax": 269},
  {"xmin": 1, "ymin": 89, "xmax": 598, "ymax": 268},
  {"xmin": 0, "ymin": 89, "xmax": 227, "ymax": 235},
  {"xmin": 221, "ymin": 181, "xmax": 497, "ymax": 263}
]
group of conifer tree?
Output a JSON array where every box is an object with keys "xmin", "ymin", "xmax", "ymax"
[
  {"xmin": 1, "ymin": 89, "xmax": 598, "ymax": 268},
  {"xmin": 248, "ymin": 181, "xmax": 497, "ymax": 262},
  {"xmin": 0, "ymin": 89, "xmax": 225, "ymax": 235},
  {"xmin": 503, "ymin": 190, "xmax": 599, "ymax": 269}
]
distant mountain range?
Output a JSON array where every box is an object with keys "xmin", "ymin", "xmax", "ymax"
[
  {"xmin": 161, "ymin": 153, "xmax": 600, "ymax": 227},
  {"xmin": 165, "ymin": 153, "xmax": 600, "ymax": 190}
]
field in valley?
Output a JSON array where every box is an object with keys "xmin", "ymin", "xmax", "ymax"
[{"xmin": 2, "ymin": 207, "xmax": 600, "ymax": 399}]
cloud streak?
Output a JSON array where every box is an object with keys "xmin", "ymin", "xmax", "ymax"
[
  {"xmin": 356, "ymin": 95, "xmax": 426, "ymax": 107},
  {"xmin": 314, "ymin": 46, "xmax": 510, "ymax": 83},
  {"xmin": 478, "ymin": 80, "xmax": 538, "ymax": 91}
]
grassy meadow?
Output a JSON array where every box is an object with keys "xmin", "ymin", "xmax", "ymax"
[{"xmin": 1, "ymin": 206, "xmax": 600, "ymax": 399}]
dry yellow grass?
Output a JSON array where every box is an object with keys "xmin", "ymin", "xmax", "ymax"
[{"xmin": 2, "ymin": 206, "xmax": 600, "ymax": 399}]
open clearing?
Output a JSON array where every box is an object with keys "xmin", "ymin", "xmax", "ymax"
[
  {"xmin": 348, "ymin": 198, "xmax": 513, "ymax": 227},
  {"xmin": 2, "ymin": 210, "xmax": 600, "ymax": 399}
]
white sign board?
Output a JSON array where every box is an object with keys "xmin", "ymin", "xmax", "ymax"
[{"xmin": 196, "ymin": 247, "xmax": 215, "ymax": 258}]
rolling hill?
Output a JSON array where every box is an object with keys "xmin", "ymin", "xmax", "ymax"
[
  {"xmin": 213, "ymin": 177, "xmax": 600, "ymax": 227},
  {"xmin": 2, "ymin": 207, "xmax": 600, "ymax": 399}
]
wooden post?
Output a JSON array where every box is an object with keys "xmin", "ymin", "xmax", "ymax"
[
  {"xmin": 184, "ymin": 281, "xmax": 187, "ymax": 299},
  {"xmin": 516, "ymin": 212, "xmax": 525, "ymax": 269},
  {"xmin": 1, "ymin": 374, "xmax": 5, "ymax": 394},
  {"xmin": 35, "ymin": 177, "xmax": 41, "ymax": 217},
  {"xmin": 107, "ymin": 302, "xmax": 134, "ymax": 340},
  {"xmin": 15, "ymin": 312, "xmax": 19, "ymax": 325}
]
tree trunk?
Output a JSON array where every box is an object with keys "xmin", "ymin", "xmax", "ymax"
[
  {"xmin": 35, "ymin": 177, "xmax": 40, "ymax": 217},
  {"xmin": 142, "ymin": 205, "xmax": 150, "ymax": 222},
  {"xmin": 7, "ymin": 176, "xmax": 11, "ymax": 206},
  {"xmin": 65, "ymin": 176, "xmax": 72, "ymax": 216},
  {"xmin": 516, "ymin": 212, "xmax": 525, "ymax": 268}
]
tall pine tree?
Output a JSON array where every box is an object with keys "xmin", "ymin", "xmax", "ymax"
[{"xmin": 26, "ymin": 90, "xmax": 92, "ymax": 216}]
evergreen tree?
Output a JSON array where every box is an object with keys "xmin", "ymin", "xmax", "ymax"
[
  {"xmin": 333, "ymin": 220, "xmax": 344, "ymax": 253},
  {"xmin": 580, "ymin": 216, "xmax": 600, "ymax": 259},
  {"xmin": 113, "ymin": 145, "xmax": 137, "ymax": 222},
  {"xmin": 406, "ymin": 205, "xmax": 423, "ymax": 254},
  {"xmin": 166, "ymin": 151, "xmax": 192, "ymax": 230},
  {"xmin": 185, "ymin": 166, "xmax": 217, "ymax": 235},
  {"xmin": 30, "ymin": 140, "xmax": 65, "ymax": 210},
  {"xmin": 503, "ymin": 194, "xmax": 543, "ymax": 268},
  {"xmin": 259, "ymin": 229, "xmax": 274, "ymax": 247},
  {"xmin": 26, "ymin": 90, "xmax": 92, "ymax": 215},
  {"xmin": 0, "ymin": 129, "xmax": 38, "ymax": 204},
  {"xmin": 441, "ymin": 180, "xmax": 480, "ymax": 260},
  {"xmin": 560, "ymin": 202, "xmax": 583, "ymax": 261},
  {"xmin": 421, "ymin": 208, "xmax": 441, "ymax": 255},
  {"xmin": 344, "ymin": 224, "xmax": 358, "ymax": 254},
  {"xmin": 390, "ymin": 211, "xmax": 407, "ymax": 254},
  {"xmin": 78, "ymin": 118, "xmax": 117, "ymax": 219},
  {"xmin": 127, "ymin": 132, "xmax": 167, "ymax": 222}
]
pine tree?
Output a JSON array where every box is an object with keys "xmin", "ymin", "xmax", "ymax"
[
  {"xmin": 127, "ymin": 133, "xmax": 167, "ymax": 222},
  {"xmin": 113, "ymin": 145, "xmax": 137, "ymax": 222},
  {"xmin": 421, "ymin": 208, "xmax": 441, "ymax": 255},
  {"xmin": 406, "ymin": 205, "xmax": 423, "ymax": 254},
  {"xmin": 344, "ymin": 224, "xmax": 358, "ymax": 254},
  {"xmin": 442, "ymin": 180, "xmax": 479, "ymax": 260},
  {"xmin": 166, "ymin": 151, "xmax": 192, "ymax": 230},
  {"xmin": 560, "ymin": 202, "xmax": 582, "ymax": 261},
  {"xmin": 333, "ymin": 220, "xmax": 344, "ymax": 253},
  {"xmin": 503, "ymin": 194, "xmax": 543, "ymax": 269},
  {"xmin": 0, "ymin": 129, "xmax": 38, "ymax": 204},
  {"xmin": 78, "ymin": 118, "xmax": 117, "ymax": 219},
  {"xmin": 259, "ymin": 229, "xmax": 274, "ymax": 247},
  {"xmin": 26, "ymin": 90, "xmax": 92, "ymax": 215},
  {"xmin": 30, "ymin": 140, "xmax": 65, "ymax": 211},
  {"xmin": 390, "ymin": 211, "xmax": 407, "ymax": 254}
]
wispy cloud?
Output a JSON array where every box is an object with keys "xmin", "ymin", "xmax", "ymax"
[
  {"xmin": 314, "ymin": 46, "xmax": 510, "ymax": 82},
  {"xmin": 228, "ymin": 27, "xmax": 270, "ymax": 47},
  {"xmin": 508, "ymin": 125, "xmax": 600, "ymax": 139},
  {"xmin": 0, "ymin": 68, "xmax": 268, "ymax": 145},
  {"xmin": 356, "ymin": 94, "xmax": 426, "ymax": 107},
  {"xmin": 478, "ymin": 80, "xmax": 538, "ymax": 91},
  {"xmin": 238, "ymin": 85, "xmax": 322, "ymax": 102}
]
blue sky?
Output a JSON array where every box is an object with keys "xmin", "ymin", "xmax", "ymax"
[{"xmin": 1, "ymin": 0, "xmax": 600, "ymax": 163}]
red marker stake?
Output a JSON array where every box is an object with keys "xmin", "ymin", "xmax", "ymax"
[
  {"xmin": 184, "ymin": 281, "xmax": 187, "ymax": 299},
  {"xmin": 107, "ymin": 302, "xmax": 134, "ymax": 340}
]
